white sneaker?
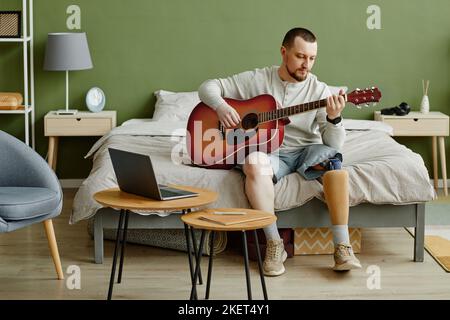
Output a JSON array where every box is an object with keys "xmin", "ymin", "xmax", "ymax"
[
  {"xmin": 263, "ymin": 239, "xmax": 287, "ymax": 276},
  {"xmin": 333, "ymin": 243, "xmax": 362, "ymax": 271}
]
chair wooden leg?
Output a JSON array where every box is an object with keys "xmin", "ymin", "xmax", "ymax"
[{"xmin": 43, "ymin": 219, "xmax": 64, "ymax": 280}]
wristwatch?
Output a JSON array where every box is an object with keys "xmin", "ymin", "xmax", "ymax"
[{"xmin": 326, "ymin": 115, "xmax": 342, "ymax": 125}]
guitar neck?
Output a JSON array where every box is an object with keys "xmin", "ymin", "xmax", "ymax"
[{"xmin": 258, "ymin": 96, "xmax": 341, "ymax": 123}]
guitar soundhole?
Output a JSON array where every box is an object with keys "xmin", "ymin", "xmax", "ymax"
[
  {"xmin": 241, "ymin": 113, "xmax": 258, "ymax": 130},
  {"xmin": 225, "ymin": 128, "xmax": 257, "ymax": 145}
]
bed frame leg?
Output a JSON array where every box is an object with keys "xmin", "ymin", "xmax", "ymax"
[
  {"xmin": 414, "ymin": 203, "xmax": 425, "ymax": 262},
  {"xmin": 94, "ymin": 213, "xmax": 104, "ymax": 264}
]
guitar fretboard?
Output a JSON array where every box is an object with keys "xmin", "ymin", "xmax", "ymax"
[{"xmin": 258, "ymin": 98, "xmax": 327, "ymax": 123}]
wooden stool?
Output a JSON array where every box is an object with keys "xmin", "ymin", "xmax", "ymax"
[
  {"xmin": 94, "ymin": 185, "xmax": 217, "ymax": 300},
  {"xmin": 181, "ymin": 208, "xmax": 277, "ymax": 300}
]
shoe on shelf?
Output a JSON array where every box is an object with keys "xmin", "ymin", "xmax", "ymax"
[
  {"xmin": 333, "ymin": 243, "xmax": 362, "ymax": 271},
  {"xmin": 398, "ymin": 102, "xmax": 411, "ymax": 114},
  {"xmin": 263, "ymin": 239, "xmax": 287, "ymax": 276},
  {"xmin": 381, "ymin": 106, "xmax": 407, "ymax": 116},
  {"xmin": 380, "ymin": 102, "xmax": 411, "ymax": 116}
]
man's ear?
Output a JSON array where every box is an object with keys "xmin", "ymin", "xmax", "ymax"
[{"xmin": 280, "ymin": 46, "xmax": 287, "ymax": 63}]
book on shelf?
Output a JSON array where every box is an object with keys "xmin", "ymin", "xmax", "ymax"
[{"xmin": 198, "ymin": 214, "xmax": 271, "ymax": 226}]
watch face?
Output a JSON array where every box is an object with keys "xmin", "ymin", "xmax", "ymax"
[{"xmin": 86, "ymin": 87, "xmax": 105, "ymax": 112}]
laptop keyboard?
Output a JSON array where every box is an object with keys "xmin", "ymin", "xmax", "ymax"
[
  {"xmin": 160, "ymin": 189, "xmax": 183, "ymax": 197},
  {"xmin": 160, "ymin": 188, "xmax": 195, "ymax": 197}
]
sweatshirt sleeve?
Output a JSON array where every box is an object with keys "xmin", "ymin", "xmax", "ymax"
[
  {"xmin": 315, "ymin": 86, "xmax": 346, "ymax": 151},
  {"xmin": 198, "ymin": 70, "xmax": 258, "ymax": 111},
  {"xmin": 197, "ymin": 79, "xmax": 228, "ymax": 111}
]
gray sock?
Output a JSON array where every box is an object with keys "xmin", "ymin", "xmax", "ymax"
[
  {"xmin": 263, "ymin": 222, "xmax": 281, "ymax": 241},
  {"xmin": 331, "ymin": 225, "xmax": 351, "ymax": 247}
]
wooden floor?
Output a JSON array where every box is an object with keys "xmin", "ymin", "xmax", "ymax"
[{"xmin": 1, "ymin": 188, "xmax": 450, "ymax": 300}]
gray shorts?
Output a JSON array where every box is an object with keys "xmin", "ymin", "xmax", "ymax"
[{"xmin": 235, "ymin": 144, "xmax": 342, "ymax": 184}]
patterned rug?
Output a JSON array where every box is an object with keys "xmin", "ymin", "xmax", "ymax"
[
  {"xmin": 423, "ymin": 235, "xmax": 450, "ymax": 272},
  {"xmin": 406, "ymin": 227, "xmax": 450, "ymax": 272}
]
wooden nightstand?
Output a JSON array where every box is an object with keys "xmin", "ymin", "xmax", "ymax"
[
  {"xmin": 44, "ymin": 111, "xmax": 117, "ymax": 171},
  {"xmin": 374, "ymin": 111, "xmax": 449, "ymax": 195}
]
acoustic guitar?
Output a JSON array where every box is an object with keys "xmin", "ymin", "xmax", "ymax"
[{"xmin": 186, "ymin": 87, "xmax": 381, "ymax": 169}]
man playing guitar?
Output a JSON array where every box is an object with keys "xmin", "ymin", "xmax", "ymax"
[{"xmin": 197, "ymin": 27, "xmax": 362, "ymax": 276}]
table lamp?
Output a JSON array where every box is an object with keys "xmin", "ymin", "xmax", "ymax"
[{"xmin": 43, "ymin": 32, "xmax": 93, "ymax": 115}]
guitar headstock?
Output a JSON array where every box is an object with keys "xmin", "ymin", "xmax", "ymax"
[{"xmin": 346, "ymin": 87, "xmax": 382, "ymax": 108}]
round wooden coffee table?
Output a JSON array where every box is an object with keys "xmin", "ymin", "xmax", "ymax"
[
  {"xmin": 181, "ymin": 208, "xmax": 276, "ymax": 300},
  {"xmin": 94, "ymin": 185, "xmax": 218, "ymax": 300}
]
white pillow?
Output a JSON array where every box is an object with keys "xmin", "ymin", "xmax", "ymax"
[{"xmin": 152, "ymin": 90, "xmax": 201, "ymax": 121}]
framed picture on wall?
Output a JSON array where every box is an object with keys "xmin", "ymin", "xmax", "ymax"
[{"xmin": 0, "ymin": 11, "xmax": 22, "ymax": 38}]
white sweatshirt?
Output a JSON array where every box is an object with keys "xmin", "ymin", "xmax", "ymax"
[{"xmin": 198, "ymin": 65, "xmax": 346, "ymax": 152}]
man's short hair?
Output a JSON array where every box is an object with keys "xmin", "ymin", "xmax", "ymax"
[{"xmin": 282, "ymin": 27, "xmax": 316, "ymax": 48}]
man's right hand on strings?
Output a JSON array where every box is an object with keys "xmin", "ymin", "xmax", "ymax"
[{"xmin": 217, "ymin": 104, "xmax": 241, "ymax": 128}]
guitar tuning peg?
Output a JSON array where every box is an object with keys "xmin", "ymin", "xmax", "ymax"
[
  {"xmin": 356, "ymin": 88, "xmax": 360, "ymax": 91},
  {"xmin": 371, "ymin": 86, "xmax": 375, "ymax": 90},
  {"xmin": 365, "ymin": 103, "xmax": 370, "ymax": 107},
  {"xmin": 357, "ymin": 105, "xmax": 362, "ymax": 109}
]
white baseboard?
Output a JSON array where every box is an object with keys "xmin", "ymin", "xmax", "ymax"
[{"xmin": 60, "ymin": 179, "xmax": 84, "ymax": 189}]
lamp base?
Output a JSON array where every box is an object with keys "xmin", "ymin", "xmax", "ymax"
[{"xmin": 56, "ymin": 109, "xmax": 78, "ymax": 115}]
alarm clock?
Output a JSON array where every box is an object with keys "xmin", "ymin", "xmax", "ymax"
[{"xmin": 86, "ymin": 87, "xmax": 106, "ymax": 113}]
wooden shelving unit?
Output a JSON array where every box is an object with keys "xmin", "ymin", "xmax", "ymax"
[{"xmin": 0, "ymin": 0, "xmax": 35, "ymax": 148}]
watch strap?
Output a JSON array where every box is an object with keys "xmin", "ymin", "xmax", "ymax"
[{"xmin": 326, "ymin": 115, "xmax": 342, "ymax": 125}]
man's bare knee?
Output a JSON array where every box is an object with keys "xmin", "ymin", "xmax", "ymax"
[{"xmin": 243, "ymin": 152, "xmax": 273, "ymax": 178}]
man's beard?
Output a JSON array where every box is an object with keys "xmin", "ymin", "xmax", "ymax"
[{"xmin": 286, "ymin": 64, "xmax": 308, "ymax": 82}]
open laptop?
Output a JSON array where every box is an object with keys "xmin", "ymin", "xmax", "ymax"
[{"xmin": 108, "ymin": 148, "xmax": 198, "ymax": 200}]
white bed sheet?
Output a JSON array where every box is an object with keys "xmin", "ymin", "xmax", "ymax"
[{"xmin": 70, "ymin": 120, "xmax": 435, "ymax": 224}]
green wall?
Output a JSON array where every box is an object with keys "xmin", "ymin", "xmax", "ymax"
[{"xmin": 1, "ymin": 0, "xmax": 449, "ymax": 179}]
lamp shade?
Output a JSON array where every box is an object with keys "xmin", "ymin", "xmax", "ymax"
[{"xmin": 43, "ymin": 32, "xmax": 93, "ymax": 71}]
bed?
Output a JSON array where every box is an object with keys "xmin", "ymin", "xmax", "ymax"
[{"xmin": 71, "ymin": 90, "xmax": 436, "ymax": 263}]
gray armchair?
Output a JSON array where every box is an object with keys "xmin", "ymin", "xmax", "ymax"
[{"xmin": 0, "ymin": 130, "xmax": 64, "ymax": 279}]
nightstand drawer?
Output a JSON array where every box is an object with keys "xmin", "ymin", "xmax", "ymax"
[
  {"xmin": 45, "ymin": 117, "xmax": 113, "ymax": 136},
  {"xmin": 383, "ymin": 118, "xmax": 449, "ymax": 136}
]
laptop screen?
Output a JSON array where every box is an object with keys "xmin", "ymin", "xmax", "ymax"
[{"xmin": 108, "ymin": 148, "xmax": 162, "ymax": 200}]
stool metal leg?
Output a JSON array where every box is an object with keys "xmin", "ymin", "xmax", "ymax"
[
  {"xmin": 190, "ymin": 226, "xmax": 204, "ymax": 285},
  {"xmin": 188, "ymin": 208, "xmax": 203, "ymax": 285},
  {"xmin": 253, "ymin": 230, "xmax": 268, "ymax": 300},
  {"xmin": 242, "ymin": 231, "xmax": 252, "ymax": 300},
  {"xmin": 183, "ymin": 210, "xmax": 198, "ymax": 300},
  {"xmin": 205, "ymin": 231, "xmax": 215, "ymax": 299},
  {"xmin": 183, "ymin": 210, "xmax": 194, "ymax": 281},
  {"xmin": 107, "ymin": 209, "xmax": 125, "ymax": 300},
  {"xmin": 117, "ymin": 210, "xmax": 130, "ymax": 284},
  {"xmin": 190, "ymin": 230, "xmax": 206, "ymax": 300}
]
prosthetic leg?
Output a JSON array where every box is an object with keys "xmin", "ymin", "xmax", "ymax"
[
  {"xmin": 322, "ymin": 169, "xmax": 362, "ymax": 270},
  {"xmin": 322, "ymin": 170, "xmax": 349, "ymax": 225}
]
